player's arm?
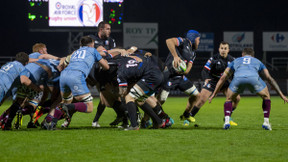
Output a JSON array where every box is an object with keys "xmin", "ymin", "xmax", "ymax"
[
  {"xmin": 20, "ymin": 75, "xmax": 42, "ymax": 92},
  {"xmin": 38, "ymin": 54, "xmax": 60, "ymax": 60},
  {"xmin": 262, "ymin": 69, "xmax": 288, "ymax": 103},
  {"xmin": 202, "ymin": 57, "xmax": 213, "ymax": 83},
  {"xmin": 166, "ymin": 37, "xmax": 181, "ymax": 67},
  {"xmin": 29, "ymin": 58, "xmax": 39, "ymax": 63},
  {"xmin": 98, "ymin": 58, "xmax": 109, "ymax": 70},
  {"xmin": 209, "ymin": 67, "xmax": 232, "ymax": 103}
]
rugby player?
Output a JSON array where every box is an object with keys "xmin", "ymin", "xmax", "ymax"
[
  {"xmin": 189, "ymin": 41, "xmax": 240, "ymax": 126},
  {"xmin": 209, "ymin": 48, "xmax": 288, "ymax": 130}
]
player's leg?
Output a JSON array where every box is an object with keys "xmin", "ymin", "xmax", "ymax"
[
  {"xmin": 124, "ymin": 84, "xmax": 139, "ymax": 130},
  {"xmin": 223, "ymin": 88, "xmax": 239, "ymax": 129},
  {"xmin": 189, "ymin": 88, "xmax": 212, "ymax": 119},
  {"xmin": 223, "ymin": 88, "xmax": 240, "ymax": 126},
  {"xmin": 257, "ymin": 87, "xmax": 272, "ymax": 130},
  {"xmin": 178, "ymin": 78, "xmax": 199, "ymax": 123}
]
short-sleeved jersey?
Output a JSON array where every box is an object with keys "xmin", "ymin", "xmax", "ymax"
[
  {"xmin": 29, "ymin": 52, "xmax": 42, "ymax": 59},
  {"xmin": 0, "ymin": 61, "xmax": 26, "ymax": 92},
  {"xmin": 228, "ymin": 56, "xmax": 266, "ymax": 78},
  {"xmin": 165, "ymin": 37, "xmax": 196, "ymax": 75},
  {"xmin": 117, "ymin": 56, "xmax": 159, "ymax": 87},
  {"xmin": 25, "ymin": 59, "xmax": 60, "ymax": 86},
  {"xmin": 64, "ymin": 46, "xmax": 103, "ymax": 78},
  {"xmin": 202, "ymin": 54, "xmax": 235, "ymax": 80},
  {"xmin": 88, "ymin": 34, "xmax": 116, "ymax": 50}
]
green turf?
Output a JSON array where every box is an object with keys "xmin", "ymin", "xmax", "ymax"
[{"xmin": 0, "ymin": 96, "xmax": 288, "ymax": 161}]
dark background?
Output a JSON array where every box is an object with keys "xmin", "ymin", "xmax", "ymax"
[{"xmin": 0, "ymin": 0, "xmax": 288, "ymax": 61}]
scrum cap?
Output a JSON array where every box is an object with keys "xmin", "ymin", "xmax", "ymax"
[{"xmin": 186, "ymin": 30, "xmax": 200, "ymax": 43}]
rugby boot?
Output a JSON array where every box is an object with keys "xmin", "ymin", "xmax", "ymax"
[{"xmin": 180, "ymin": 114, "xmax": 195, "ymax": 123}]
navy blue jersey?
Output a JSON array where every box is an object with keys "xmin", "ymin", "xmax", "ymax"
[
  {"xmin": 89, "ymin": 34, "xmax": 116, "ymax": 50},
  {"xmin": 165, "ymin": 37, "xmax": 196, "ymax": 75},
  {"xmin": 202, "ymin": 54, "xmax": 235, "ymax": 80}
]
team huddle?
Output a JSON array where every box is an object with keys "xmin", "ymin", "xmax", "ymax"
[{"xmin": 0, "ymin": 21, "xmax": 287, "ymax": 131}]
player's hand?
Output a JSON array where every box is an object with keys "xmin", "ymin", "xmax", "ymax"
[
  {"xmin": 281, "ymin": 95, "xmax": 288, "ymax": 104},
  {"xmin": 173, "ymin": 57, "xmax": 181, "ymax": 68},
  {"xmin": 208, "ymin": 94, "xmax": 216, "ymax": 103},
  {"xmin": 204, "ymin": 79, "xmax": 211, "ymax": 86}
]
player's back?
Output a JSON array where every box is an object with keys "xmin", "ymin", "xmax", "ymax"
[
  {"xmin": 65, "ymin": 46, "xmax": 102, "ymax": 77},
  {"xmin": 29, "ymin": 52, "xmax": 42, "ymax": 59},
  {"xmin": 0, "ymin": 61, "xmax": 25, "ymax": 91},
  {"xmin": 231, "ymin": 56, "xmax": 266, "ymax": 78}
]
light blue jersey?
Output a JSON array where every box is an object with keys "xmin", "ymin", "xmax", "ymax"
[
  {"xmin": 0, "ymin": 61, "xmax": 27, "ymax": 102},
  {"xmin": 228, "ymin": 56, "xmax": 266, "ymax": 78},
  {"xmin": 29, "ymin": 52, "xmax": 42, "ymax": 59},
  {"xmin": 25, "ymin": 59, "xmax": 60, "ymax": 86},
  {"xmin": 228, "ymin": 56, "xmax": 267, "ymax": 93},
  {"xmin": 0, "ymin": 61, "xmax": 26, "ymax": 92},
  {"xmin": 65, "ymin": 46, "xmax": 102, "ymax": 78}
]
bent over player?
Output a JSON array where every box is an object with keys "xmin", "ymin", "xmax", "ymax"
[{"xmin": 43, "ymin": 36, "xmax": 109, "ymax": 129}]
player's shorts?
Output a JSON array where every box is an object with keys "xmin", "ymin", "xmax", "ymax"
[
  {"xmin": 229, "ymin": 76, "xmax": 266, "ymax": 94},
  {"xmin": 162, "ymin": 73, "xmax": 195, "ymax": 92},
  {"xmin": 143, "ymin": 69, "xmax": 164, "ymax": 92},
  {"xmin": 202, "ymin": 79, "xmax": 230, "ymax": 92},
  {"xmin": 60, "ymin": 70, "xmax": 90, "ymax": 96}
]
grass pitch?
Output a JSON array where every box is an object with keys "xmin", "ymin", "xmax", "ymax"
[{"xmin": 0, "ymin": 96, "xmax": 288, "ymax": 161}]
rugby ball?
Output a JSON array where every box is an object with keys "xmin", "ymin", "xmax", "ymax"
[{"xmin": 172, "ymin": 60, "xmax": 187, "ymax": 73}]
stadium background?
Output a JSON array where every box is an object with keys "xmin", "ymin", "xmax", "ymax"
[{"xmin": 0, "ymin": 0, "xmax": 287, "ymax": 94}]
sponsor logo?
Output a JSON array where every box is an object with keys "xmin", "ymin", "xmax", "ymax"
[
  {"xmin": 271, "ymin": 33, "xmax": 285, "ymax": 43},
  {"xmin": 78, "ymin": 0, "xmax": 102, "ymax": 26},
  {"xmin": 232, "ymin": 33, "xmax": 245, "ymax": 43}
]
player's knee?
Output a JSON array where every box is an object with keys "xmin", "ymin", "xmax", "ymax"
[
  {"xmin": 159, "ymin": 90, "xmax": 169, "ymax": 103},
  {"xmin": 62, "ymin": 94, "xmax": 73, "ymax": 103},
  {"xmin": 185, "ymin": 85, "xmax": 199, "ymax": 96},
  {"xmin": 127, "ymin": 86, "xmax": 147, "ymax": 102},
  {"xmin": 86, "ymin": 102, "xmax": 94, "ymax": 113}
]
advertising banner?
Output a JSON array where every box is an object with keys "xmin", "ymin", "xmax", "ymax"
[
  {"xmin": 263, "ymin": 32, "xmax": 288, "ymax": 51},
  {"xmin": 197, "ymin": 32, "xmax": 214, "ymax": 52},
  {"xmin": 49, "ymin": 0, "xmax": 103, "ymax": 27},
  {"xmin": 223, "ymin": 32, "xmax": 254, "ymax": 51},
  {"xmin": 124, "ymin": 23, "xmax": 158, "ymax": 49}
]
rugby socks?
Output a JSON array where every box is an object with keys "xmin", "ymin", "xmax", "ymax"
[
  {"xmin": 126, "ymin": 102, "xmax": 138, "ymax": 127},
  {"xmin": 112, "ymin": 101, "xmax": 124, "ymax": 118},
  {"xmin": 141, "ymin": 103, "xmax": 162, "ymax": 125},
  {"xmin": 231, "ymin": 107, "xmax": 236, "ymax": 116},
  {"xmin": 262, "ymin": 99, "xmax": 271, "ymax": 118},
  {"xmin": 54, "ymin": 108, "xmax": 64, "ymax": 119},
  {"xmin": 224, "ymin": 101, "xmax": 232, "ymax": 123},
  {"xmin": 73, "ymin": 102, "xmax": 87, "ymax": 112},
  {"xmin": 45, "ymin": 115, "xmax": 53, "ymax": 123},
  {"xmin": 152, "ymin": 104, "xmax": 168, "ymax": 119},
  {"xmin": 190, "ymin": 106, "xmax": 200, "ymax": 117},
  {"xmin": 93, "ymin": 103, "xmax": 106, "ymax": 122}
]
